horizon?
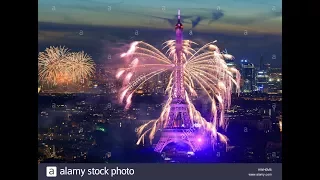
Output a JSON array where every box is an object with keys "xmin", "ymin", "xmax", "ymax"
[{"xmin": 39, "ymin": 0, "xmax": 282, "ymax": 67}]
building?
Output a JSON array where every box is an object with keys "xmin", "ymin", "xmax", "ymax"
[
  {"xmin": 257, "ymin": 118, "xmax": 272, "ymax": 132},
  {"xmin": 226, "ymin": 59, "xmax": 237, "ymax": 93},
  {"xmin": 240, "ymin": 59, "xmax": 255, "ymax": 93},
  {"xmin": 265, "ymin": 141, "xmax": 282, "ymax": 163},
  {"xmin": 268, "ymin": 68, "xmax": 282, "ymax": 94},
  {"xmin": 256, "ymin": 70, "xmax": 269, "ymax": 93},
  {"xmin": 259, "ymin": 55, "xmax": 264, "ymax": 71},
  {"xmin": 264, "ymin": 63, "xmax": 271, "ymax": 72},
  {"xmin": 259, "ymin": 55, "xmax": 271, "ymax": 72}
]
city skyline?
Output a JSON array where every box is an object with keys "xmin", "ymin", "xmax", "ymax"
[{"xmin": 38, "ymin": 92, "xmax": 282, "ymax": 163}]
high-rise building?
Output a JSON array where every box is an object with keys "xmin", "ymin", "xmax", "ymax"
[
  {"xmin": 226, "ymin": 59, "xmax": 237, "ymax": 93},
  {"xmin": 256, "ymin": 70, "xmax": 269, "ymax": 93},
  {"xmin": 268, "ymin": 68, "xmax": 282, "ymax": 94},
  {"xmin": 264, "ymin": 63, "xmax": 271, "ymax": 72},
  {"xmin": 259, "ymin": 55, "xmax": 264, "ymax": 71},
  {"xmin": 240, "ymin": 59, "xmax": 255, "ymax": 92},
  {"xmin": 259, "ymin": 55, "xmax": 271, "ymax": 72}
]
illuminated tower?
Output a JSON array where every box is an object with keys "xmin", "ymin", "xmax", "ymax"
[
  {"xmin": 172, "ymin": 9, "xmax": 185, "ymax": 99},
  {"xmin": 240, "ymin": 60, "xmax": 255, "ymax": 92},
  {"xmin": 154, "ymin": 10, "xmax": 204, "ymax": 153},
  {"xmin": 166, "ymin": 9, "xmax": 191, "ymax": 128}
]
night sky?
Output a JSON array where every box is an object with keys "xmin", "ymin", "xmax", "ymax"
[{"xmin": 38, "ymin": 0, "xmax": 282, "ymax": 67}]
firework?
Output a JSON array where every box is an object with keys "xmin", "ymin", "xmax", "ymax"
[
  {"xmin": 116, "ymin": 10, "xmax": 240, "ymax": 149},
  {"xmin": 38, "ymin": 46, "xmax": 95, "ymax": 86},
  {"xmin": 117, "ymin": 39, "xmax": 240, "ymax": 146}
]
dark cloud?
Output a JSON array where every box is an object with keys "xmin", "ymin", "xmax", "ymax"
[
  {"xmin": 113, "ymin": 11, "xmax": 194, "ymax": 27},
  {"xmin": 211, "ymin": 10, "xmax": 224, "ymax": 20},
  {"xmin": 193, "ymin": 9, "xmax": 225, "ymax": 27},
  {"xmin": 190, "ymin": 7, "xmax": 281, "ymax": 26},
  {"xmin": 191, "ymin": 16, "xmax": 202, "ymax": 28}
]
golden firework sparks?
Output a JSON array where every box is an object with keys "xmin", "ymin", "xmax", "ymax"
[{"xmin": 38, "ymin": 46, "xmax": 95, "ymax": 86}]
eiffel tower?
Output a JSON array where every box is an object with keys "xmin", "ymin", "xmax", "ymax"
[{"xmin": 154, "ymin": 10, "xmax": 206, "ymax": 153}]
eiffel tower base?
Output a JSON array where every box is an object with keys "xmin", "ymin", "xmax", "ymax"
[{"xmin": 154, "ymin": 129, "xmax": 207, "ymax": 153}]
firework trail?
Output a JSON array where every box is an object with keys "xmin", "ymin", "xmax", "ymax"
[
  {"xmin": 38, "ymin": 46, "xmax": 96, "ymax": 86},
  {"xmin": 116, "ymin": 10, "xmax": 240, "ymax": 148}
]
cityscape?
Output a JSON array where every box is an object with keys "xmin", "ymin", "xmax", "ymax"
[
  {"xmin": 38, "ymin": 56, "xmax": 282, "ymax": 163},
  {"xmin": 38, "ymin": 0, "xmax": 282, "ymax": 164}
]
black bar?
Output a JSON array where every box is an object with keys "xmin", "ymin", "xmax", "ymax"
[{"xmin": 39, "ymin": 163, "xmax": 281, "ymax": 180}]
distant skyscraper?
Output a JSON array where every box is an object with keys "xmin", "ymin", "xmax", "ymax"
[
  {"xmin": 240, "ymin": 59, "xmax": 255, "ymax": 92},
  {"xmin": 259, "ymin": 55, "xmax": 264, "ymax": 70},
  {"xmin": 268, "ymin": 68, "xmax": 282, "ymax": 94},
  {"xmin": 264, "ymin": 63, "xmax": 271, "ymax": 72},
  {"xmin": 226, "ymin": 59, "xmax": 237, "ymax": 93},
  {"xmin": 256, "ymin": 70, "xmax": 269, "ymax": 93},
  {"xmin": 260, "ymin": 55, "xmax": 271, "ymax": 72}
]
